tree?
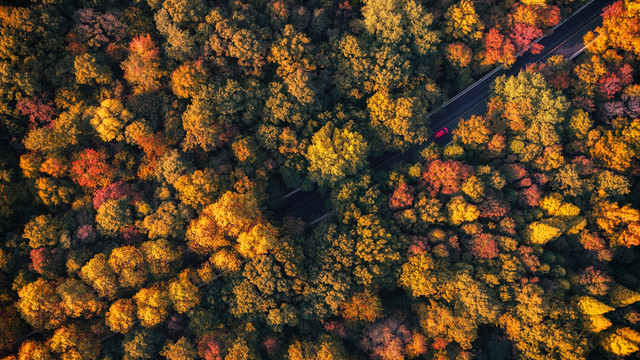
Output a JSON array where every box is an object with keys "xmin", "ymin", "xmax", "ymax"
[
  {"xmin": 173, "ymin": 169, "xmax": 220, "ymax": 211},
  {"xmin": 96, "ymin": 197, "xmax": 133, "ymax": 237},
  {"xmin": 16, "ymin": 340, "xmax": 52, "ymax": 360},
  {"xmin": 341, "ymin": 291, "xmax": 383, "ymax": 323},
  {"xmin": 523, "ymin": 220, "xmax": 562, "ymax": 245},
  {"xmin": 16, "ymin": 278, "xmax": 66, "ymax": 329},
  {"xmin": 47, "ymin": 324, "xmax": 100, "ymax": 360},
  {"xmin": 609, "ymin": 285, "xmax": 640, "ymax": 307},
  {"xmin": 106, "ymin": 298, "xmax": 137, "ymax": 334},
  {"xmin": 35, "ymin": 177, "xmax": 74, "ymax": 206},
  {"xmin": 56, "ymin": 278, "xmax": 104, "ymax": 319},
  {"xmin": 170, "ymin": 60, "xmax": 207, "ymax": 99},
  {"xmin": 70, "ymin": 149, "xmax": 116, "ymax": 189},
  {"xmin": 367, "ymin": 91, "xmax": 427, "ymax": 151},
  {"xmin": 134, "ymin": 286, "xmax": 171, "ymax": 328},
  {"xmin": 80, "ymin": 253, "xmax": 119, "ymax": 299},
  {"xmin": 91, "ymin": 98, "xmax": 133, "ymax": 143},
  {"xmin": 74, "ymin": 53, "xmax": 111, "ymax": 85},
  {"xmin": 209, "ymin": 191, "xmax": 261, "ymax": 238},
  {"xmin": 141, "ymin": 202, "xmax": 189, "ymax": 240},
  {"xmin": 591, "ymin": 131, "xmax": 633, "ymax": 172},
  {"xmin": 123, "ymin": 329, "xmax": 161, "ymax": 360},
  {"xmin": 123, "ymin": 35, "xmax": 163, "ymax": 93},
  {"xmin": 224, "ymin": 337, "xmax": 257, "ymax": 360},
  {"xmin": 446, "ymin": 42, "xmax": 473, "ymax": 68},
  {"xmin": 181, "ymin": 83, "xmax": 235, "ymax": 151},
  {"xmin": 447, "ymin": 196, "xmax": 480, "ymax": 225},
  {"xmin": 168, "ymin": 271, "xmax": 200, "ymax": 314},
  {"xmin": 445, "ymin": 0, "xmax": 484, "ymax": 41},
  {"xmin": 454, "ymin": 115, "xmax": 490, "ymax": 149},
  {"xmin": 22, "ymin": 214, "xmax": 64, "ymax": 249},
  {"xmin": 185, "ymin": 208, "xmax": 229, "ymax": 256},
  {"xmin": 236, "ymin": 222, "xmax": 278, "ymax": 258},
  {"xmin": 601, "ymin": 331, "xmax": 639, "ymax": 356},
  {"xmin": 161, "ymin": 337, "xmax": 197, "ymax": 360},
  {"xmin": 361, "ymin": 0, "xmax": 439, "ymax": 56},
  {"xmin": 575, "ymin": 296, "xmax": 615, "ymax": 316},
  {"xmin": 483, "ymin": 28, "xmax": 516, "ymax": 66},
  {"xmin": 109, "ymin": 245, "xmax": 148, "ymax": 289},
  {"xmin": 140, "ymin": 238, "xmax": 182, "ymax": 277},
  {"xmin": 306, "ymin": 122, "xmax": 369, "ymax": 187}
]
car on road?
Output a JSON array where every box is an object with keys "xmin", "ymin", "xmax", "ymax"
[{"xmin": 434, "ymin": 127, "xmax": 449, "ymax": 139}]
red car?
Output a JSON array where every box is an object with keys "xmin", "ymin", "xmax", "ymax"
[{"xmin": 434, "ymin": 127, "xmax": 449, "ymax": 139}]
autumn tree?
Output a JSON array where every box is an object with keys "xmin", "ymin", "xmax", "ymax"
[
  {"xmin": 109, "ymin": 245, "xmax": 148, "ymax": 288},
  {"xmin": 70, "ymin": 149, "xmax": 116, "ymax": 189},
  {"xmin": 445, "ymin": 0, "xmax": 484, "ymax": 42},
  {"xmin": 123, "ymin": 35, "xmax": 163, "ymax": 93},
  {"xmin": 91, "ymin": 98, "xmax": 133, "ymax": 143},
  {"xmin": 80, "ymin": 253, "xmax": 119, "ymax": 299},
  {"xmin": 306, "ymin": 122, "xmax": 369, "ymax": 187},
  {"xmin": 16, "ymin": 278, "xmax": 66, "ymax": 329},
  {"xmin": 106, "ymin": 298, "xmax": 137, "ymax": 334},
  {"xmin": 367, "ymin": 91, "xmax": 427, "ymax": 152}
]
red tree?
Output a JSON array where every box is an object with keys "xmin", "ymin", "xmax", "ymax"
[{"xmin": 71, "ymin": 149, "xmax": 116, "ymax": 189}]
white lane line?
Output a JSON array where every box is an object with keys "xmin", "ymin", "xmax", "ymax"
[
  {"xmin": 284, "ymin": 188, "xmax": 302, "ymax": 198},
  {"xmin": 569, "ymin": 37, "xmax": 598, "ymax": 60},
  {"xmin": 308, "ymin": 211, "xmax": 333, "ymax": 226}
]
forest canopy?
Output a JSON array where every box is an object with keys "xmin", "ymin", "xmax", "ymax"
[{"xmin": 1, "ymin": 0, "xmax": 640, "ymax": 359}]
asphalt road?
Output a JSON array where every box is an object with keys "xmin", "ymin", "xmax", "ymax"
[{"xmin": 274, "ymin": 0, "xmax": 614, "ymax": 223}]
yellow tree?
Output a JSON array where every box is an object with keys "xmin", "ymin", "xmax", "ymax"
[
  {"xmin": 80, "ymin": 253, "xmax": 119, "ymax": 299},
  {"xmin": 91, "ymin": 98, "xmax": 133, "ymax": 143},
  {"xmin": 591, "ymin": 131, "xmax": 633, "ymax": 173},
  {"xmin": 134, "ymin": 286, "xmax": 171, "ymax": 328},
  {"xmin": 16, "ymin": 278, "xmax": 66, "ymax": 330},
  {"xmin": 168, "ymin": 271, "xmax": 200, "ymax": 314},
  {"xmin": 445, "ymin": 0, "xmax": 484, "ymax": 41},
  {"xmin": 306, "ymin": 122, "xmax": 369, "ymax": 186},
  {"xmin": 454, "ymin": 115, "xmax": 490, "ymax": 149},
  {"xmin": 106, "ymin": 299, "xmax": 137, "ymax": 334},
  {"xmin": 109, "ymin": 245, "xmax": 148, "ymax": 288},
  {"xmin": 367, "ymin": 91, "xmax": 426, "ymax": 152}
]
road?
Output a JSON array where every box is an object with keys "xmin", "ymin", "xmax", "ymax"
[{"xmin": 274, "ymin": 0, "xmax": 614, "ymax": 222}]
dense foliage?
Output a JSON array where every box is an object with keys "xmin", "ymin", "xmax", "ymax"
[{"xmin": 1, "ymin": 0, "xmax": 640, "ymax": 359}]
